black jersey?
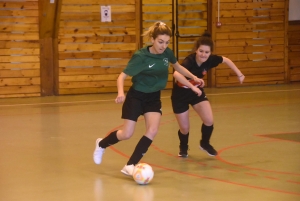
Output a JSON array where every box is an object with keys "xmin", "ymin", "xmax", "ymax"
[
  {"xmin": 181, "ymin": 53, "xmax": 223, "ymax": 79},
  {"xmin": 171, "ymin": 53, "xmax": 223, "ymax": 106}
]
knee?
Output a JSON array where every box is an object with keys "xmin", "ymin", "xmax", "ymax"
[
  {"xmin": 203, "ymin": 121, "xmax": 213, "ymax": 127},
  {"xmin": 146, "ymin": 127, "xmax": 158, "ymax": 138},
  {"xmin": 203, "ymin": 118, "xmax": 214, "ymax": 126},
  {"xmin": 179, "ymin": 126, "xmax": 190, "ymax": 134},
  {"xmin": 118, "ymin": 130, "xmax": 133, "ymax": 140}
]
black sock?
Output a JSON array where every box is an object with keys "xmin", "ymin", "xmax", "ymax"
[
  {"xmin": 127, "ymin": 136, "xmax": 152, "ymax": 166},
  {"xmin": 178, "ymin": 130, "xmax": 189, "ymax": 149},
  {"xmin": 99, "ymin": 130, "xmax": 119, "ymax": 148},
  {"xmin": 201, "ymin": 124, "xmax": 214, "ymax": 145}
]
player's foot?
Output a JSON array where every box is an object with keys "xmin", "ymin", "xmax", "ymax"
[
  {"xmin": 121, "ymin": 164, "xmax": 135, "ymax": 176},
  {"xmin": 178, "ymin": 145, "xmax": 188, "ymax": 158},
  {"xmin": 93, "ymin": 138, "xmax": 105, "ymax": 164},
  {"xmin": 200, "ymin": 143, "xmax": 217, "ymax": 156}
]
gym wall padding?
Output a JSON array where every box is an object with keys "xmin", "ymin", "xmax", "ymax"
[
  {"xmin": 288, "ymin": 21, "xmax": 300, "ymax": 82},
  {"xmin": 0, "ymin": 0, "xmax": 298, "ymax": 98},
  {"xmin": 0, "ymin": 0, "xmax": 40, "ymax": 98},
  {"xmin": 58, "ymin": 0, "xmax": 138, "ymax": 95},
  {"xmin": 212, "ymin": 0, "xmax": 289, "ymax": 87}
]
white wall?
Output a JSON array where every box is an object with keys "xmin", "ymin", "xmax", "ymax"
[{"xmin": 289, "ymin": 0, "xmax": 300, "ymax": 21}]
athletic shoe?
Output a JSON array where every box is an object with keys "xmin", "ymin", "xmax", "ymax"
[
  {"xmin": 121, "ymin": 164, "xmax": 135, "ymax": 176},
  {"xmin": 178, "ymin": 146, "xmax": 189, "ymax": 158},
  {"xmin": 93, "ymin": 138, "xmax": 105, "ymax": 164},
  {"xmin": 200, "ymin": 143, "xmax": 218, "ymax": 156}
]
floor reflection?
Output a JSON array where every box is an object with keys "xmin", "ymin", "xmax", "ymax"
[{"xmin": 122, "ymin": 183, "xmax": 154, "ymax": 201}]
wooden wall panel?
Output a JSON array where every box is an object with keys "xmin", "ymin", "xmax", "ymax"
[
  {"xmin": 175, "ymin": 0, "xmax": 207, "ymax": 62},
  {"xmin": 212, "ymin": 0, "xmax": 287, "ymax": 87},
  {"xmin": 0, "ymin": 0, "xmax": 40, "ymax": 98},
  {"xmin": 176, "ymin": 0, "xmax": 207, "ymax": 61},
  {"xmin": 288, "ymin": 21, "xmax": 300, "ymax": 83},
  {"xmin": 0, "ymin": 0, "xmax": 294, "ymax": 99},
  {"xmin": 58, "ymin": 0, "xmax": 138, "ymax": 95},
  {"xmin": 176, "ymin": 0, "xmax": 208, "ymax": 84}
]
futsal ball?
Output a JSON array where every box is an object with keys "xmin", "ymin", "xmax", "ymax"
[{"xmin": 132, "ymin": 163, "xmax": 154, "ymax": 185}]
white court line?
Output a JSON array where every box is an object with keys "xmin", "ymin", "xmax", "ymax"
[
  {"xmin": 203, "ymin": 88, "xmax": 300, "ymax": 96},
  {"xmin": 0, "ymin": 88, "xmax": 299, "ymax": 107}
]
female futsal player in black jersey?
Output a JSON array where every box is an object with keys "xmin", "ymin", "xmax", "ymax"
[
  {"xmin": 93, "ymin": 21, "xmax": 203, "ymax": 176},
  {"xmin": 171, "ymin": 31, "xmax": 245, "ymax": 157}
]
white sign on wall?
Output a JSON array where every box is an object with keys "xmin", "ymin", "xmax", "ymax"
[
  {"xmin": 101, "ymin": 6, "xmax": 111, "ymax": 22},
  {"xmin": 289, "ymin": 0, "xmax": 300, "ymax": 21}
]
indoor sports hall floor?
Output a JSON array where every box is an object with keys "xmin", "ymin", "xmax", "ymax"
[{"xmin": 1, "ymin": 84, "xmax": 300, "ymax": 201}]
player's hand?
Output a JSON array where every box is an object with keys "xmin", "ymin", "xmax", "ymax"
[
  {"xmin": 238, "ymin": 75, "xmax": 245, "ymax": 84},
  {"xmin": 192, "ymin": 77, "xmax": 205, "ymax": 88},
  {"xmin": 191, "ymin": 86, "xmax": 202, "ymax": 96},
  {"xmin": 115, "ymin": 94, "xmax": 125, "ymax": 103},
  {"xmin": 197, "ymin": 78, "xmax": 205, "ymax": 87}
]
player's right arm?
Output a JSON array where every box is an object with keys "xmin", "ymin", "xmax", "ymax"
[
  {"xmin": 173, "ymin": 71, "xmax": 203, "ymax": 96},
  {"xmin": 115, "ymin": 72, "xmax": 128, "ymax": 103},
  {"xmin": 222, "ymin": 56, "xmax": 245, "ymax": 84}
]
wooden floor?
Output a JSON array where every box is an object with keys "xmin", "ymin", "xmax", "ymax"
[{"xmin": 1, "ymin": 84, "xmax": 300, "ymax": 201}]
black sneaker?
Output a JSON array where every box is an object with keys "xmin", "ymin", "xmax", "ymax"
[
  {"xmin": 178, "ymin": 146, "xmax": 188, "ymax": 157},
  {"xmin": 200, "ymin": 143, "xmax": 218, "ymax": 156}
]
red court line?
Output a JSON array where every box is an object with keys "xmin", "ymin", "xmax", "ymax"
[
  {"xmin": 151, "ymin": 143, "xmax": 294, "ymax": 182},
  {"xmin": 109, "ymin": 144, "xmax": 300, "ymax": 196},
  {"xmin": 227, "ymin": 169, "xmax": 239, "ymax": 173},
  {"xmin": 264, "ymin": 176, "xmax": 280, "ymax": 181},
  {"xmin": 245, "ymin": 173, "xmax": 259, "ymax": 177},
  {"xmin": 97, "ymin": 100, "xmax": 300, "ymax": 196},
  {"xmin": 216, "ymin": 140, "xmax": 300, "ymax": 176},
  {"xmin": 146, "ymin": 164, "xmax": 300, "ymax": 196},
  {"xmin": 105, "ymin": 125, "xmax": 300, "ymax": 196},
  {"xmin": 255, "ymin": 132, "xmax": 300, "ymax": 144},
  {"xmin": 287, "ymin": 180, "xmax": 300, "ymax": 185}
]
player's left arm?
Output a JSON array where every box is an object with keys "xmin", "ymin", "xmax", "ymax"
[
  {"xmin": 172, "ymin": 62, "xmax": 202, "ymax": 84},
  {"xmin": 222, "ymin": 56, "xmax": 245, "ymax": 84}
]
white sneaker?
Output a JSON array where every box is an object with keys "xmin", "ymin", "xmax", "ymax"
[
  {"xmin": 121, "ymin": 164, "xmax": 135, "ymax": 176},
  {"xmin": 93, "ymin": 138, "xmax": 105, "ymax": 164}
]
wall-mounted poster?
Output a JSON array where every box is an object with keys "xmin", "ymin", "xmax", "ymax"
[
  {"xmin": 289, "ymin": 0, "xmax": 300, "ymax": 21},
  {"xmin": 101, "ymin": 6, "xmax": 111, "ymax": 22}
]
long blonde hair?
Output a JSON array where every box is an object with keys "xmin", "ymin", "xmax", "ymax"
[{"xmin": 142, "ymin": 21, "xmax": 172, "ymax": 40}]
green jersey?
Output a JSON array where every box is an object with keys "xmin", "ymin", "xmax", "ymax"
[{"xmin": 123, "ymin": 46, "xmax": 177, "ymax": 93}]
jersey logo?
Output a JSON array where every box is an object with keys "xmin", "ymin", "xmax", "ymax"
[
  {"xmin": 163, "ymin": 58, "xmax": 168, "ymax": 66},
  {"xmin": 149, "ymin": 63, "xmax": 155, "ymax": 68}
]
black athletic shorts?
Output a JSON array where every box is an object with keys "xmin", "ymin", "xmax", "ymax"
[
  {"xmin": 122, "ymin": 87, "xmax": 162, "ymax": 121},
  {"xmin": 171, "ymin": 84, "xmax": 208, "ymax": 114}
]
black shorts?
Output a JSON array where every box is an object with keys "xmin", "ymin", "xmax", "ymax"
[
  {"xmin": 171, "ymin": 84, "xmax": 208, "ymax": 114},
  {"xmin": 122, "ymin": 87, "xmax": 162, "ymax": 121}
]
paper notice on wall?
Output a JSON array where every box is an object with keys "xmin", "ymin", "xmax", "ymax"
[
  {"xmin": 50, "ymin": 0, "xmax": 54, "ymax": 3},
  {"xmin": 101, "ymin": 6, "xmax": 111, "ymax": 22},
  {"xmin": 289, "ymin": 0, "xmax": 300, "ymax": 21}
]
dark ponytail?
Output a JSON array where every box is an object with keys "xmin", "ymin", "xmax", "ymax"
[
  {"xmin": 193, "ymin": 31, "xmax": 214, "ymax": 52},
  {"xmin": 202, "ymin": 31, "xmax": 211, "ymax": 38}
]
